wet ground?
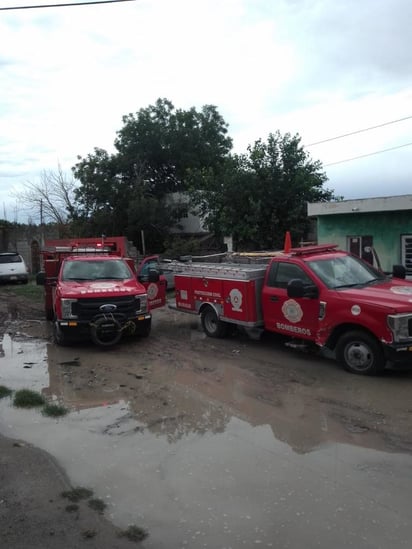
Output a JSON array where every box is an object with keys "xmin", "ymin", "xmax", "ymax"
[{"xmin": 1, "ymin": 301, "xmax": 412, "ymax": 548}]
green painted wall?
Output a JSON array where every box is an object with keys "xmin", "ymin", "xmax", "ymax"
[{"xmin": 317, "ymin": 211, "xmax": 412, "ymax": 271}]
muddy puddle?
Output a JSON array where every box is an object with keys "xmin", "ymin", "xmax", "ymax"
[{"xmin": 1, "ymin": 327, "xmax": 412, "ymax": 548}]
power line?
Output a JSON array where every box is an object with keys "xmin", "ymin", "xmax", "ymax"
[
  {"xmin": 325, "ymin": 141, "xmax": 412, "ymax": 167},
  {"xmin": 0, "ymin": 0, "xmax": 135, "ymax": 10},
  {"xmin": 306, "ymin": 115, "xmax": 412, "ymax": 146}
]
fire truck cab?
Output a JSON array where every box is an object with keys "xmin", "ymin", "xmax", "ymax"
[{"xmin": 37, "ymin": 237, "xmax": 166, "ymax": 347}]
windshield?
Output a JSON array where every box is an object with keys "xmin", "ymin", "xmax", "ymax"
[
  {"xmin": 62, "ymin": 259, "xmax": 132, "ymax": 281},
  {"xmin": 0, "ymin": 254, "xmax": 22, "ymax": 264},
  {"xmin": 307, "ymin": 255, "xmax": 386, "ymax": 289}
]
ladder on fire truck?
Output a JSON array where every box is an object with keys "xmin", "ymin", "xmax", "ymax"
[{"xmin": 164, "ymin": 243, "xmax": 340, "ymax": 280}]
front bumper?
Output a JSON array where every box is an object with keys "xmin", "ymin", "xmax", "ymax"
[
  {"xmin": 57, "ymin": 314, "xmax": 151, "ymax": 338},
  {"xmin": 383, "ymin": 342, "xmax": 412, "ymax": 364},
  {"xmin": 0, "ymin": 273, "xmax": 28, "ymax": 283}
]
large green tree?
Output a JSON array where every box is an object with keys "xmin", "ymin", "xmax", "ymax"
[
  {"xmin": 73, "ymin": 98, "xmax": 232, "ymax": 250},
  {"xmin": 115, "ymin": 98, "xmax": 232, "ymax": 195},
  {"xmin": 189, "ymin": 131, "xmax": 336, "ymax": 250}
]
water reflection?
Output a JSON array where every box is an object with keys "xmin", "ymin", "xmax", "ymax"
[
  {"xmin": 0, "ymin": 332, "xmax": 410, "ymax": 455},
  {"xmin": 1, "ymin": 396, "xmax": 411, "ymax": 549},
  {"xmin": 1, "ymin": 333, "xmax": 412, "ymax": 548},
  {"xmin": 0, "ymin": 333, "xmax": 48, "ymax": 390}
]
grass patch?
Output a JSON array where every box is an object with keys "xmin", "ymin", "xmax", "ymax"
[
  {"xmin": 0, "ymin": 385, "xmax": 12, "ymax": 399},
  {"xmin": 13, "ymin": 389, "xmax": 45, "ymax": 408},
  {"xmin": 61, "ymin": 487, "xmax": 94, "ymax": 502},
  {"xmin": 3, "ymin": 280, "xmax": 44, "ymax": 302},
  {"xmin": 88, "ymin": 498, "xmax": 107, "ymax": 514},
  {"xmin": 42, "ymin": 403, "xmax": 68, "ymax": 417},
  {"xmin": 118, "ymin": 525, "xmax": 149, "ymax": 542}
]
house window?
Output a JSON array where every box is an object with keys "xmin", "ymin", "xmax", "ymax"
[
  {"xmin": 401, "ymin": 235, "xmax": 412, "ymax": 274},
  {"xmin": 347, "ymin": 235, "xmax": 374, "ymax": 265}
]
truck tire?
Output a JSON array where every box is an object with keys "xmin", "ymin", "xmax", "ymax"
[
  {"xmin": 53, "ymin": 321, "xmax": 69, "ymax": 346},
  {"xmin": 201, "ymin": 306, "xmax": 228, "ymax": 338},
  {"xmin": 336, "ymin": 330, "xmax": 385, "ymax": 375},
  {"xmin": 90, "ymin": 317, "xmax": 122, "ymax": 347},
  {"xmin": 135, "ymin": 318, "xmax": 151, "ymax": 338}
]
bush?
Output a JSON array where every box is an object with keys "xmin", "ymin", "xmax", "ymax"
[
  {"xmin": 13, "ymin": 389, "xmax": 45, "ymax": 408},
  {"xmin": 0, "ymin": 385, "xmax": 12, "ymax": 399},
  {"xmin": 162, "ymin": 236, "xmax": 203, "ymax": 258},
  {"xmin": 42, "ymin": 403, "xmax": 68, "ymax": 417}
]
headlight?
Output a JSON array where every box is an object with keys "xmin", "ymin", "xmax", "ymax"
[
  {"xmin": 136, "ymin": 294, "xmax": 148, "ymax": 313},
  {"xmin": 387, "ymin": 314, "xmax": 412, "ymax": 342},
  {"xmin": 61, "ymin": 298, "xmax": 78, "ymax": 319}
]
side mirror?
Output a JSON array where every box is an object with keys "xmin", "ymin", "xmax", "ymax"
[
  {"xmin": 287, "ymin": 278, "xmax": 318, "ymax": 299},
  {"xmin": 148, "ymin": 268, "xmax": 160, "ymax": 283},
  {"xmin": 36, "ymin": 271, "xmax": 45, "ymax": 286},
  {"xmin": 392, "ymin": 264, "xmax": 406, "ymax": 279}
]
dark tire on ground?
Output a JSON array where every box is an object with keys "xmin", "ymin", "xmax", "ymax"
[
  {"xmin": 53, "ymin": 321, "xmax": 70, "ymax": 346},
  {"xmin": 135, "ymin": 318, "xmax": 151, "ymax": 338},
  {"xmin": 201, "ymin": 306, "xmax": 229, "ymax": 338},
  {"xmin": 335, "ymin": 330, "xmax": 385, "ymax": 375}
]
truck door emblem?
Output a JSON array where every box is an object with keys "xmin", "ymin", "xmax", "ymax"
[
  {"xmin": 282, "ymin": 299, "xmax": 303, "ymax": 323},
  {"xmin": 147, "ymin": 283, "xmax": 159, "ymax": 299},
  {"xmin": 99, "ymin": 304, "xmax": 117, "ymax": 313},
  {"xmin": 229, "ymin": 288, "xmax": 243, "ymax": 311}
]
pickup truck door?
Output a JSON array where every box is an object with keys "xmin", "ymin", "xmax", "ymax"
[
  {"xmin": 136, "ymin": 256, "xmax": 166, "ymax": 310},
  {"xmin": 261, "ymin": 261, "xmax": 320, "ymax": 340}
]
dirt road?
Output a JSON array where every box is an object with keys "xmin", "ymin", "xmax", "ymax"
[{"xmin": 1, "ymin": 287, "xmax": 412, "ymax": 548}]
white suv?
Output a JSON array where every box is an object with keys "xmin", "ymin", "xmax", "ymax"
[{"xmin": 0, "ymin": 252, "xmax": 29, "ymax": 284}]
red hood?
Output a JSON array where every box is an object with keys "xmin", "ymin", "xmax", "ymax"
[
  {"xmin": 58, "ymin": 278, "xmax": 145, "ymax": 298},
  {"xmin": 335, "ymin": 279, "xmax": 412, "ymax": 313}
]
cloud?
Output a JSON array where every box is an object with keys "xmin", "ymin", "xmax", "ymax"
[{"xmin": 0, "ymin": 0, "xmax": 411, "ymax": 218}]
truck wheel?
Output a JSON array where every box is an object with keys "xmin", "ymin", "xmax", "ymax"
[
  {"xmin": 136, "ymin": 319, "xmax": 151, "ymax": 338},
  {"xmin": 53, "ymin": 321, "xmax": 69, "ymax": 346},
  {"xmin": 336, "ymin": 330, "xmax": 385, "ymax": 375},
  {"xmin": 201, "ymin": 306, "xmax": 228, "ymax": 338},
  {"xmin": 91, "ymin": 317, "xmax": 122, "ymax": 347}
]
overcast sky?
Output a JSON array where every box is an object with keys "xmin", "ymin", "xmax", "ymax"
[{"xmin": 1, "ymin": 0, "xmax": 412, "ymax": 221}]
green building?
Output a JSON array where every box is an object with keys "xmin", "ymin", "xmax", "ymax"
[{"xmin": 307, "ymin": 195, "xmax": 412, "ymax": 275}]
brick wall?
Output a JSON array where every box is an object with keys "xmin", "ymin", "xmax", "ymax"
[{"xmin": 0, "ymin": 224, "xmax": 58, "ymax": 274}]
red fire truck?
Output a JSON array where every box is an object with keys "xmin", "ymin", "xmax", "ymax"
[
  {"xmin": 172, "ymin": 243, "xmax": 412, "ymax": 375},
  {"xmin": 37, "ymin": 236, "xmax": 166, "ymax": 347}
]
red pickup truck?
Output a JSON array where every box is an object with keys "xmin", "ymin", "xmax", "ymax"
[
  {"xmin": 172, "ymin": 244, "xmax": 412, "ymax": 375},
  {"xmin": 37, "ymin": 237, "xmax": 166, "ymax": 347}
]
